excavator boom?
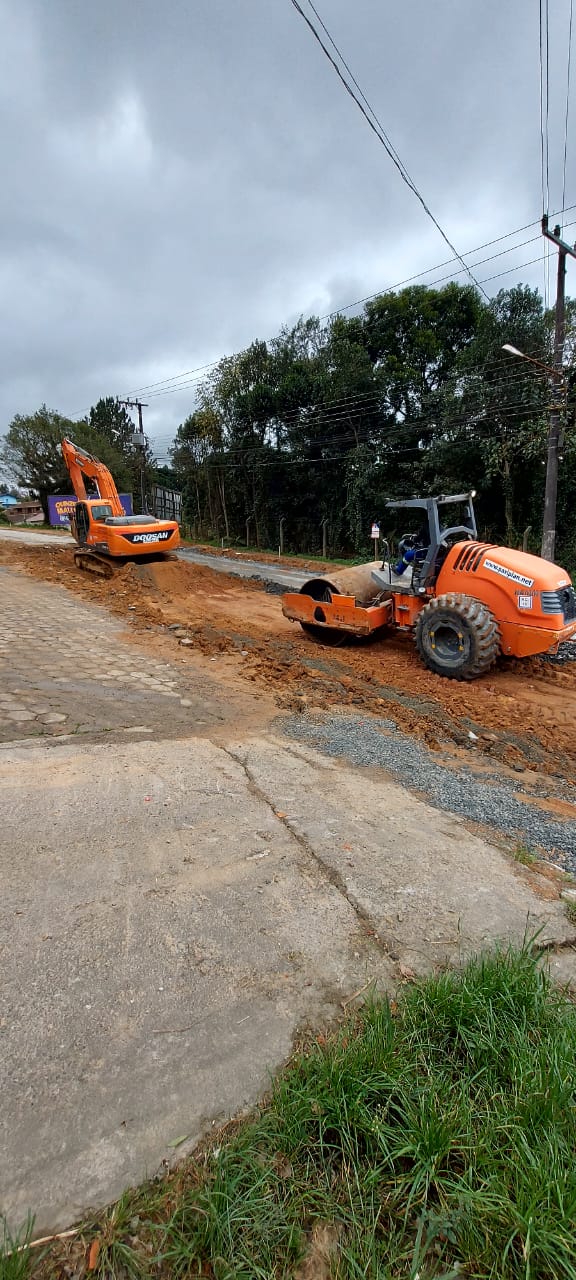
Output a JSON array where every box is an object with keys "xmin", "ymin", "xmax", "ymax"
[{"xmin": 61, "ymin": 438, "xmax": 124, "ymax": 515}]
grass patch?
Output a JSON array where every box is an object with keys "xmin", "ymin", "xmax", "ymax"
[
  {"xmin": 4, "ymin": 945, "xmax": 576, "ymax": 1279},
  {"xmin": 182, "ymin": 536, "xmax": 366, "ymax": 567},
  {"xmin": 511, "ymin": 841, "xmax": 537, "ymax": 867},
  {"xmin": 0, "ymin": 1217, "xmax": 34, "ymax": 1280}
]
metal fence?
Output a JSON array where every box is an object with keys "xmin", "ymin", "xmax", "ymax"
[{"xmin": 151, "ymin": 485, "xmax": 182, "ymax": 523}]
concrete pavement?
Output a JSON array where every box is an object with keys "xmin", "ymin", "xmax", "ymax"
[
  {"xmin": 2, "ymin": 735, "xmax": 389, "ymax": 1231},
  {"xmin": 1, "ymin": 560, "xmax": 574, "ymax": 1235}
]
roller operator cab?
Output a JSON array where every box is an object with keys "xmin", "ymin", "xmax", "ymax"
[
  {"xmin": 281, "ymin": 492, "xmax": 576, "ymax": 681},
  {"xmin": 61, "ymin": 438, "xmax": 180, "ymax": 577}
]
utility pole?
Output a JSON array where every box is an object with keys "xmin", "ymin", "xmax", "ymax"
[
  {"xmin": 119, "ymin": 398, "xmax": 149, "ymax": 515},
  {"xmin": 540, "ymin": 217, "xmax": 576, "ymax": 561}
]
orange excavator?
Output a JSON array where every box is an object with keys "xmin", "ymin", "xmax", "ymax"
[
  {"xmin": 61, "ymin": 438, "xmax": 180, "ymax": 577},
  {"xmin": 282, "ymin": 492, "xmax": 576, "ymax": 680}
]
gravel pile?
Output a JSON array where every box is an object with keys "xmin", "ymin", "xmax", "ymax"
[
  {"xmin": 541, "ymin": 638, "xmax": 576, "ymax": 665},
  {"xmin": 282, "ymin": 710, "xmax": 576, "ymax": 864}
]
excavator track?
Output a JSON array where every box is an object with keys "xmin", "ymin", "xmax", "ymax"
[{"xmin": 73, "ymin": 550, "xmax": 115, "ymax": 579}]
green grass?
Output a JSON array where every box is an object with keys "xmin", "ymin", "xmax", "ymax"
[
  {"xmin": 511, "ymin": 841, "xmax": 537, "ymax": 867},
  {"xmin": 4, "ymin": 945, "xmax": 576, "ymax": 1279},
  {"xmin": 0, "ymin": 1218, "xmax": 34, "ymax": 1280},
  {"xmin": 182, "ymin": 535, "xmax": 366, "ymax": 566}
]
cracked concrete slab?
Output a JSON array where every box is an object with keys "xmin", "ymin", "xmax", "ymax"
[
  {"xmin": 0, "ymin": 736, "xmax": 392, "ymax": 1234},
  {"xmin": 228, "ymin": 735, "xmax": 575, "ymax": 970}
]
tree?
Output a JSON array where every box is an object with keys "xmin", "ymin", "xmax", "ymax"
[
  {"xmin": 89, "ymin": 397, "xmax": 156, "ymax": 513},
  {"xmin": 455, "ymin": 287, "xmax": 549, "ymax": 545},
  {"xmin": 169, "ymin": 287, "xmax": 487, "ymax": 554},
  {"xmin": 9, "ymin": 279, "xmax": 570, "ymax": 557},
  {"xmin": 88, "ymin": 397, "xmax": 135, "ymax": 452},
  {"xmin": 171, "ymin": 406, "xmax": 229, "ymax": 537},
  {"xmin": 153, "ymin": 463, "xmax": 180, "ymax": 489},
  {"xmin": 0, "ymin": 405, "xmax": 133, "ymax": 521}
]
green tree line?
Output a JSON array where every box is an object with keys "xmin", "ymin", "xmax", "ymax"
[
  {"xmin": 1, "ymin": 280, "xmax": 575, "ymax": 562},
  {"xmin": 171, "ymin": 282, "xmax": 576, "ymax": 562}
]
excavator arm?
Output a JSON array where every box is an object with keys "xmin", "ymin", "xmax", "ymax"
[{"xmin": 61, "ymin": 438, "xmax": 125, "ymax": 516}]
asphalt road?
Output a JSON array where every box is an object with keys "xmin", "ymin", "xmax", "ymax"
[
  {"xmin": 0, "ymin": 527, "xmax": 74, "ymax": 547},
  {"xmin": 178, "ymin": 545, "xmax": 307, "ymax": 588},
  {"xmin": 0, "ymin": 527, "xmax": 307, "ymax": 589}
]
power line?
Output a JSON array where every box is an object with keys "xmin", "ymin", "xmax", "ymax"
[
  {"xmin": 147, "ymin": 362, "xmax": 543, "ymax": 449},
  {"xmin": 288, "ymin": 0, "xmax": 489, "ymax": 300},
  {"xmin": 150, "ymin": 365, "xmax": 542, "ymax": 452},
  {"xmin": 138, "ymin": 218, "xmax": 576, "ymax": 411},
  {"xmin": 546, "ymin": 0, "xmax": 550, "ymax": 210},
  {"xmin": 316, "ymin": 238, "xmax": 544, "ymax": 322},
  {"xmin": 162, "ymin": 373, "xmax": 549, "ymax": 463},
  {"xmin": 127, "ymin": 214, "xmax": 559, "ymax": 400},
  {"xmin": 121, "ymin": 358, "xmax": 220, "ymax": 399},
  {"xmin": 171, "ymin": 402, "xmax": 552, "ymax": 474},
  {"xmin": 142, "ymin": 250, "xmax": 564, "ymax": 429},
  {"xmin": 540, "ymin": 0, "xmax": 551, "ymax": 306},
  {"xmin": 539, "ymin": 0, "xmax": 547, "ymax": 214},
  {"xmin": 153, "ymin": 401, "xmax": 545, "ymax": 464},
  {"xmin": 109, "ymin": 206, "xmax": 576, "ymax": 411},
  {"xmin": 153, "ymin": 433, "xmax": 512, "ymax": 467},
  {"xmin": 563, "ymin": 0, "xmax": 574, "ymax": 225},
  {"xmin": 141, "ymin": 240, "xmax": 571, "ymax": 421},
  {"xmin": 148, "ymin": 355, "xmax": 553, "ymax": 455},
  {"xmin": 68, "ymin": 206, "xmax": 576, "ymax": 424}
]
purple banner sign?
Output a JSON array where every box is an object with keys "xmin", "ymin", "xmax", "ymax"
[{"xmin": 48, "ymin": 493, "xmax": 133, "ymax": 527}]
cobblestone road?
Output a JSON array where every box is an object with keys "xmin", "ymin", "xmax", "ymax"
[{"xmin": 0, "ymin": 566, "xmax": 225, "ymax": 741}]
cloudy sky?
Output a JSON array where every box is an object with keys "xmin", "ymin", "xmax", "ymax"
[{"xmin": 0, "ymin": 0, "xmax": 574, "ymax": 462}]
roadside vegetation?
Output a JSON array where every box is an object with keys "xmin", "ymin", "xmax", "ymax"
[
  {"xmin": 3, "ymin": 283, "xmax": 576, "ymax": 563},
  {"xmin": 3, "ymin": 944, "xmax": 576, "ymax": 1279}
]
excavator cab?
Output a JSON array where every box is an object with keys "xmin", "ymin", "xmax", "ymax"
[
  {"xmin": 71, "ymin": 502, "xmax": 90, "ymax": 544},
  {"xmin": 70, "ymin": 500, "xmax": 115, "ymax": 546}
]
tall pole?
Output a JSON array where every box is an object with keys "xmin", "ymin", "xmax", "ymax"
[
  {"xmin": 540, "ymin": 218, "xmax": 576, "ymax": 560},
  {"xmin": 140, "ymin": 455, "xmax": 146, "ymax": 514},
  {"xmin": 119, "ymin": 398, "xmax": 149, "ymax": 515}
]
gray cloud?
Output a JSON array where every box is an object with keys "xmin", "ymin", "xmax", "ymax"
[{"xmin": 0, "ymin": 0, "xmax": 572, "ymax": 463}]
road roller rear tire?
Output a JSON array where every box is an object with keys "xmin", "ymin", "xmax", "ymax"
[{"xmin": 415, "ymin": 593, "xmax": 499, "ymax": 680}]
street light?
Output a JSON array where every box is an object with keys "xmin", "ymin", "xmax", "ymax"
[
  {"xmin": 501, "ymin": 343, "xmax": 560, "ymax": 380},
  {"xmin": 502, "ymin": 342, "xmax": 567, "ymax": 561}
]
